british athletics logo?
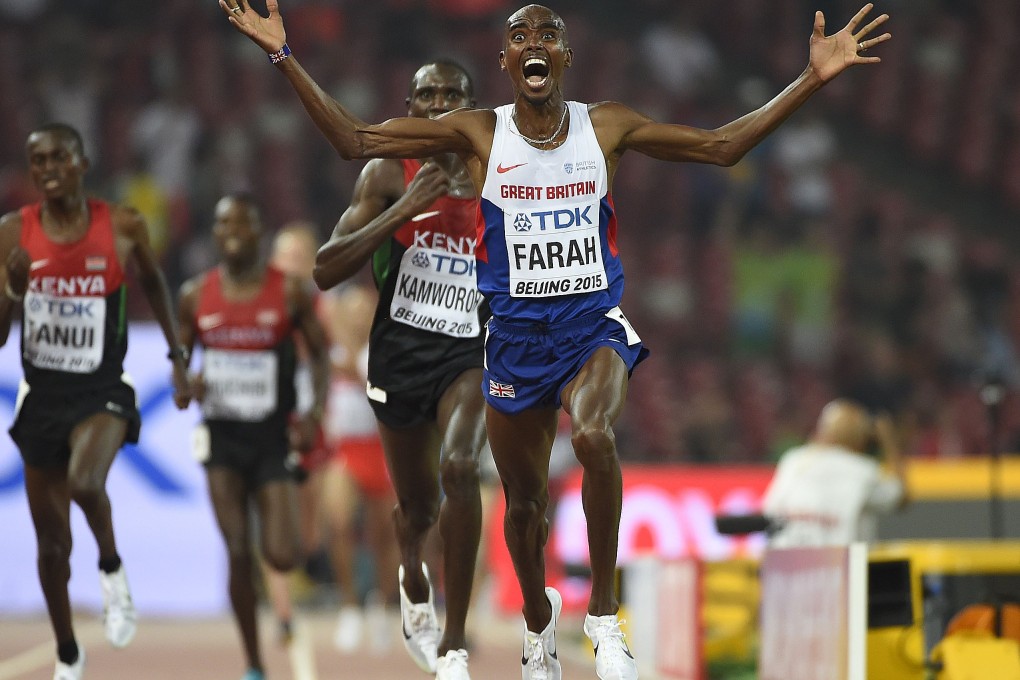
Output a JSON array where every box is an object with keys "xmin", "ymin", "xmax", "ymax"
[{"xmin": 488, "ymin": 380, "xmax": 516, "ymax": 398}]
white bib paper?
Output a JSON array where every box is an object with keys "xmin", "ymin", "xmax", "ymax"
[
  {"xmin": 503, "ymin": 198, "xmax": 607, "ymax": 298},
  {"xmin": 389, "ymin": 245, "xmax": 483, "ymax": 338},
  {"xmin": 201, "ymin": 348, "xmax": 278, "ymax": 421},
  {"xmin": 22, "ymin": 291, "xmax": 106, "ymax": 374}
]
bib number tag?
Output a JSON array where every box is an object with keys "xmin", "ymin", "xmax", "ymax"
[
  {"xmin": 390, "ymin": 245, "xmax": 483, "ymax": 338},
  {"xmin": 504, "ymin": 199, "xmax": 607, "ymax": 298},
  {"xmin": 201, "ymin": 349, "xmax": 278, "ymax": 421},
  {"xmin": 22, "ymin": 292, "xmax": 106, "ymax": 374}
]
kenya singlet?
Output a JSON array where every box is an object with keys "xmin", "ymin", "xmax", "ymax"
[
  {"xmin": 478, "ymin": 101, "xmax": 625, "ymax": 324},
  {"xmin": 194, "ymin": 266, "xmax": 296, "ymax": 424},
  {"xmin": 19, "ymin": 199, "xmax": 128, "ymax": 392},
  {"xmin": 367, "ymin": 159, "xmax": 487, "ymax": 393}
]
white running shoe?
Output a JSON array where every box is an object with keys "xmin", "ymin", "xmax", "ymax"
[
  {"xmin": 584, "ymin": 613, "xmax": 639, "ymax": 680},
  {"xmin": 333, "ymin": 605, "xmax": 364, "ymax": 653},
  {"xmin": 53, "ymin": 645, "xmax": 85, "ymax": 680},
  {"xmin": 435, "ymin": 649, "xmax": 471, "ymax": 680},
  {"xmin": 398, "ymin": 563, "xmax": 439, "ymax": 673},
  {"xmin": 521, "ymin": 587, "xmax": 562, "ymax": 680},
  {"xmin": 99, "ymin": 566, "xmax": 137, "ymax": 648}
]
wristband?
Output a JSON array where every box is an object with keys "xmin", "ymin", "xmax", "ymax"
[
  {"xmin": 168, "ymin": 345, "xmax": 190, "ymax": 363},
  {"xmin": 4, "ymin": 281, "xmax": 23, "ymax": 303},
  {"xmin": 268, "ymin": 43, "xmax": 292, "ymax": 65}
]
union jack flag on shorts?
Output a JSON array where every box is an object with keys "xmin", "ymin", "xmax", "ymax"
[{"xmin": 488, "ymin": 380, "xmax": 516, "ymax": 398}]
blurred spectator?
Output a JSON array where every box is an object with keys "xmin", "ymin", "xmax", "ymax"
[{"xmin": 763, "ymin": 400, "xmax": 908, "ymax": 547}]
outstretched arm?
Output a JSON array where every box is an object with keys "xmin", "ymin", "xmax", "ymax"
[
  {"xmin": 609, "ymin": 3, "xmax": 890, "ymax": 167},
  {"xmin": 313, "ymin": 160, "xmax": 451, "ymax": 290},
  {"xmin": 220, "ymin": 0, "xmax": 473, "ymax": 160}
]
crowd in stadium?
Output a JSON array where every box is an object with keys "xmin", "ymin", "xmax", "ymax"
[{"xmin": 1, "ymin": 0, "xmax": 1018, "ymax": 462}]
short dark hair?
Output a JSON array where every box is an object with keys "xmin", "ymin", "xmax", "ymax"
[
  {"xmin": 408, "ymin": 60, "xmax": 475, "ymax": 100},
  {"xmin": 30, "ymin": 123, "xmax": 85, "ymax": 156}
]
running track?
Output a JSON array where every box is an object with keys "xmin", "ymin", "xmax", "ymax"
[{"xmin": 0, "ymin": 610, "xmax": 611, "ymax": 679}]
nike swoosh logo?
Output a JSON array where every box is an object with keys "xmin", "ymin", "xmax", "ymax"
[
  {"xmin": 402, "ymin": 619, "xmax": 412, "ymax": 641},
  {"xmin": 29, "ymin": 259, "xmax": 49, "ymax": 271},
  {"xmin": 411, "ymin": 210, "xmax": 441, "ymax": 223},
  {"xmin": 496, "ymin": 162, "xmax": 528, "ymax": 174}
]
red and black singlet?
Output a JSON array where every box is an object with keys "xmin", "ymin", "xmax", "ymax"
[
  {"xmin": 367, "ymin": 159, "xmax": 488, "ymax": 393},
  {"xmin": 19, "ymin": 199, "xmax": 128, "ymax": 391},
  {"xmin": 194, "ymin": 266, "xmax": 297, "ymax": 423}
]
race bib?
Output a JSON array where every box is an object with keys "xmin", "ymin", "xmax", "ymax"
[
  {"xmin": 390, "ymin": 245, "xmax": 483, "ymax": 338},
  {"xmin": 22, "ymin": 292, "xmax": 106, "ymax": 374},
  {"xmin": 201, "ymin": 348, "xmax": 278, "ymax": 421},
  {"xmin": 504, "ymin": 198, "xmax": 608, "ymax": 298}
]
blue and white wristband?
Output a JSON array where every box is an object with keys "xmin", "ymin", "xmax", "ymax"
[{"xmin": 268, "ymin": 43, "xmax": 292, "ymax": 65}]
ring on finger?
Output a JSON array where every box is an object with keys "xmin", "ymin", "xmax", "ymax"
[
  {"xmin": 858, "ymin": 42, "xmax": 867, "ymax": 52},
  {"xmin": 231, "ymin": 5, "xmax": 243, "ymax": 13}
]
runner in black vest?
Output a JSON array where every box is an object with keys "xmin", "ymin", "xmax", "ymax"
[
  {"xmin": 312, "ymin": 61, "xmax": 486, "ymax": 680},
  {"xmin": 0, "ymin": 123, "xmax": 191, "ymax": 680},
  {"xmin": 176, "ymin": 194, "xmax": 329, "ymax": 680}
]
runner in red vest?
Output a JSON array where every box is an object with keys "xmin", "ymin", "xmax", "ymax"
[
  {"xmin": 176, "ymin": 194, "xmax": 329, "ymax": 680},
  {"xmin": 0, "ymin": 123, "xmax": 191, "ymax": 680}
]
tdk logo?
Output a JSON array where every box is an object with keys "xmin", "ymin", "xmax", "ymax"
[
  {"xmin": 530, "ymin": 206, "xmax": 593, "ymax": 231},
  {"xmin": 513, "ymin": 214, "xmax": 533, "ymax": 232},
  {"xmin": 411, "ymin": 251, "xmax": 431, "ymax": 268},
  {"xmin": 43, "ymin": 300, "xmax": 96, "ymax": 318}
]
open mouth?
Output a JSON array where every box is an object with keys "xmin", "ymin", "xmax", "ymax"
[{"xmin": 523, "ymin": 57, "xmax": 550, "ymax": 87}]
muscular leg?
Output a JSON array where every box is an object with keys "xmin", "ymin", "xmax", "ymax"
[
  {"xmin": 434, "ymin": 368, "xmax": 486, "ymax": 653},
  {"xmin": 67, "ymin": 413, "xmax": 128, "ymax": 564},
  {"xmin": 207, "ymin": 467, "xmax": 262, "ymax": 672},
  {"xmin": 377, "ymin": 420, "xmax": 441, "ymax": 605},
  {"xmin": 261, "ymin": 477, "xmax": 304, "ymax": 637},
  {"xmin": 560, "ymin": 347, "xmax": 629, "ymax": 616},
  {"xmin": 255, "ymin": 479, "xmax": 301, "ymax": 573},
  {"xmin": 485, "ymin": 405, "xmax": 558, "ymax": 633},
  {"xmin": 24, "ymin": 464, "xmax": 75, "ymax": 650}
]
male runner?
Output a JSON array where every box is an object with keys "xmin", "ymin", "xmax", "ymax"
[
  {"xmin": 222, "ymin": 3, "xmax": 891, "ymax": 678},
  {"xmin": 177, "ymin": 194, "xmax": 329, "ymax": 680},
  {"xmin": 0, "ymin": 123, "xmax": 191, "ymax": 680},
  {"xmin": 311, "ymin": 60, "xmax": 487, "ymax": 680}
]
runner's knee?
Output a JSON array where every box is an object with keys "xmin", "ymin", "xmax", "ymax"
[
  {"xmin": 262, "ymin": 543, "xmax": 299, "ymax": 572},
  {"xmin": 68, "ymin": 477, "xmax": 106, "ymax": 513},
  {"xmin": 36, "ymin": 532, "xmax": 72, "ymax": 571},
  {"xmin": 571, "ymin": 425, "xmax": 617, "ymax": 469},
  {"xmin": 440, "ymin": 454, "xmax": 480, "ymax": 500},
  {"xmin": 395, "ymin": 496, "xmax": 439, "ymax": 535},
  {"xmin": 505, "ymin": 495, "xmax": 548, "ymax": 531}
]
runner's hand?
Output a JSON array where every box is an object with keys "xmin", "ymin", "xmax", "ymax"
[
  {"xmin": 5, "ymin": 246, "xmax": 30, "ymax": 297},
  {"xmin": 808, "ymin": 3, "xmax": 890, "ymax": 83},
  {"xmin": 398, "ymin": 162, "xmax": 451, "ymax": 221},
  {"xmin": 171, "ymin": 363, "xmax": 193, "ymax": 410},
  {"xmin": 219, "ymin": 0, "xmax": 287, "ymax": 54}
]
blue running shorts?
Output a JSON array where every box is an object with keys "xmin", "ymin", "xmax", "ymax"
[{"xmin": 482, "ymin": 305, "xmax": 649, "ymax": 414}]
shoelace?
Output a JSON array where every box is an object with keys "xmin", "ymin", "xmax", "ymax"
[
  {"xmin": 593, "ymin": 619, "xmax": 630, "ymax": 669},
  {"xmin": 525, "ymin": 636, "xmax": 549, "ymax": 679},
  {"xmin": 444, "ymin": 649, "xmax": 469, "ymax": 668}
]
